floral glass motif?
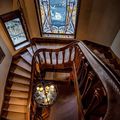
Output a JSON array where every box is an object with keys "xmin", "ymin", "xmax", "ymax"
[
  {"xmin": 34, "ymin": 83, "xmax": 57, "ymax": 106},
  {"xmin": 5, "ymin": 18, "xmax": 27, "ymax": 46},
  {"xmin": 39, "ymin": 0, "xmax": 78, "ymax": 38}
]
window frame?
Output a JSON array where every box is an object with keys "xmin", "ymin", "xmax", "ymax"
[
  {"xmin": 34, "ymin": 0, "xmax": 80, "ymax": 39},
  {"xmin": 0, "ymin": 10, "xmax": 29, "ymax": 49}
]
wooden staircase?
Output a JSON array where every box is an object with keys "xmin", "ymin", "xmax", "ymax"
[
  {"xmin": 1, "ymin": 43, "xmax": 66, "ymax": 120},
  {"xmin": 83, "ymin": 40, "xmax": 120, "ymax": 80},
  {"xmin": 1, "ymin": 45, "xmax": 36, "ymax": 120},
  {"xmin": 2, "ymin": 41, "xmax": 118, "ymax": 120}
]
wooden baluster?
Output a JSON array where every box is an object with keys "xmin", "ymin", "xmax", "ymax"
[
  {"xmin": 49, "ymin": 51, "xmax": 52, "ymax": 64},
  {"xmin": 56, "ymin": 51, "xmax": 58, "ymax": 65},
  {"xmin": 78, "ymin": 62, "xmax": 89, "ymax": 94},
  {"xmin": 76, "ymin": 52, "xmax": 84, "ymax": 73},
  {"xmin": 36, "ymin": 53, "xmax": 41, "ymax": 73},
  {"xmin": 63, "ymin": 50, "xmax": 65, "ymax": 63},
  {"xmin": 74, "ymin": 46, "xmax": 77, "ymax": 61},
  {"xmin": 85, "ymin": 87, "xmax": 106, "ymax": 119},
  {"xmin": 43, "ymin": 51, "xmax": 46, "ymax": 64},
  {"xmin": 82, "ymin": 71, "xmax": 95, "ymax": 100},
  {"xmin": 75, "ymin": 47, "xmax": 81, "ymax": 71},
  {"xmin": 69, "ymin": 46, "xmax": 73, "ymax": 61}
]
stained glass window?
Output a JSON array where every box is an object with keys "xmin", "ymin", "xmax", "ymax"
[
  {"xmin": 1, "ymin": 10, "xmax": 29, "ymax": 50},
  {"xmin": 37, "ymin": 0, "xmax": 78, "ymax": 38},
  {"xmin": 5, "ymin": 18, "xmax": 27, "ymax": 46}
]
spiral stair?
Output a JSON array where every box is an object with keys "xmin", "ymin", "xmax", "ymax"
[
  {"xmin": 1, "ymin": 43, "xmax": 64, "ymax": 120},
  {"xmin": 1, "ymin": 40, "xmax": 120, "ymax": 120}
]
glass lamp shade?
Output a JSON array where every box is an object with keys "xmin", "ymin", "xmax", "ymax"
[{"xmin": 34, "ymin": 82, "xmax": 57, "ymax": 106}]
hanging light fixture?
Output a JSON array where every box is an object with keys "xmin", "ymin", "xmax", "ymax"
[{"xmin": 34, "ymin": 81, "xmax": 57, "ymax": 106}]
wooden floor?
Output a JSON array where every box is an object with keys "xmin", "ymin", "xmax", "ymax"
[{"xmin": 48, "ymin": 84, "xmax": 79, "ymax": 120}]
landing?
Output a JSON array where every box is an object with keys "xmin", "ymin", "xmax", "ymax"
[{"xmin": 48, "ymin": 83, "xmax": 79, "ymax": 120}]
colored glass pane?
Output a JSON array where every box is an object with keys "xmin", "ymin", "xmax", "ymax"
[
  {"xmin": 38, "ymin": 0, "xmax": 78, "ymax": 38},
  {"xmin": 5, "ymin": 18, "xmax": 27, "ymax": 45}
]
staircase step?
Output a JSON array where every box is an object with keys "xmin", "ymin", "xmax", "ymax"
[
  {"xmin": 10, "ymin": 72, "xmax": 31, "ymax": 80},
  {"xmin": 44, "ymin": 72, "xmax": 70, "ymax": 81},
  {"xmin": 98, "ymin": 54, "xmax": 106, "ymax": 59},
  {"xmin": 2, "ymin": 111, "xmax": 26, "ymax": 120},
  {"xmin": 5, "ymin": 90, "xmax": 28, "ymax": 99},
  {"xmin": 4, "ymin": 97, "xmax": 27, "ymax": 106},
  {"xmin": 14, "ymin": 58, "xmax": 31, "ymax": 72},
  {"xmin": 15, "ymin": 41, "xmax": 30, "ymax": 50},
  {"xmin": 104, "ymin": 52, "xmax": 112, "ymax": 59},
  {"xmin": 108, "ymin": 63, "xmax": 115, "ymax": 69},
  {"xmin": 93, "ymin": 49, "xmax": 100, "ymax": 55},
  {"xmin": 114, "ymin": 69, "xmax": 120, "ymax": 76},
  {"xmin": 27, "ymin": 45, "xmax": 37, "ymax": 56},
  {"xmin": 8, "ymin": 75, "xmax": 30, "ymax": 85},
  {"xmin": 21, "ymin": 51, "xmax": 32, "ymax": 65},
  {"xmin": 102, "ymin": 58, "xmax": 110, "ymax": 64},
  {"xmin": 3, "ymin": 104, "xmax": 27, "ymax": 113},
  {"xmin": 7, "ymin": 83, "xmax": 29, "ymax": 92},
  {"xmin": 10, "ymin": 66, "xmax": 31, "ymax": 78}
]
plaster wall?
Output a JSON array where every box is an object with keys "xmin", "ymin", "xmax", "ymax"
[
  {"xmin": 76, "ymin": 0, "xmax": 120, "ymax": 47},
  {"xmin": 0, "ymin": 35, "xmax": 12, "ymax": 113},
  {"xmin": 0, "ymin": 0, "xmax": 15, "ymax": 55},
  {"xmin": 111, "ymin": 30, "xmax": 120, "ymax": 59}
]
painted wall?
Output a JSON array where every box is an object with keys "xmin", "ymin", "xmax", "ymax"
[
  {"xmin": 111, "ymin": 30, "xmax": 120, "ymax": 59},
  {"xmin": 0, "ymin": 0, "xmax": 25, "ymax": 55},
  {"xmin": 23, "ymin": 0, "xmax": 40, "ymax": 38},
  {"xmin": 76, "ymin": 0, "xmax": 120, "ymax": 47},
  {"xmin": 0, "ymin": 35, "xmax": 12, "ymax": 113},
  {"xmin": 0, "ymin": 0, "xmax": 16, "ymax": 55}
]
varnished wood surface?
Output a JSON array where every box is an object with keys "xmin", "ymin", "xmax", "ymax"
[
  {"xmin": 78, "ymin": 41, "xmax": 120, "ymax": 120},
  {"xmin": 48, "ymin": 84, "xmax": 79, "ymax": 120}
]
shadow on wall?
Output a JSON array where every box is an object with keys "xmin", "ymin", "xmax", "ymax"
[{"xmin": 0, "ymin": 35, "xmax": 12, "ymax": 114}]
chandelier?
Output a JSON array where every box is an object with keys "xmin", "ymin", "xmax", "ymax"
[{"xmin": 34, "ymin": 82, "xmax": 57, "ymax": 106}]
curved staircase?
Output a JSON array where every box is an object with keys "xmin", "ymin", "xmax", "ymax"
[
  {"xmin": 83, "ymin": 40, "xmax": 120, "ymax": 79},
  {"xmin": 1, "ymin": 43, "xmax": 65, "ymax": 120},
  {"xmin": 1, "ymin": 40, "xmax": 120, "ymax": 120},
  {"xmin": 1, "ymin": 46, "xmax": 36, "ymax": 119}
]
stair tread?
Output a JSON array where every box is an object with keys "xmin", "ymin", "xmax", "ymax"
[
  {"xmin": 2, "ymin": 111, "xmax": 26, "ymax": 120},
  {"xmin": 5, "ymin": 90, "xmax": 28, "ymax": 99},
  {"xmin": 21, "ymin": 51, "xmax": 32, "ymax": 64},
  {"xmin": 93, "ymin": 49, "xmax": 100, "ymax": 55},
  {"xmin": 4, "ymin": 97, "xmax": 27, "ymax": 106},
  {"xmin": 3, "ymin": 104, "xmax": 27, "ymax": 113},
  {"xmin": 8, "ymin": 83, "xmax": 29, "ymax": 92},
  {"xmin": 15, "ymin": 41, "xmax": 30, "ymax": 50},
  {"xmin": 11, "ymin": 67, "xmax": 31, "ymax": 78},
  {"xmin": 44, "ymin": 72, "xmax": 70, "ymax": 81},
  {"xmin": 27, "ymin": 45, "xmax": 37, "ymax": 56},
  {"xmin": 114, "ymin": 69, "xmax": 120, "ymax": 76},
  {"xmin": 14, "ymin": 58, "xmax": 31, "ymax": 72},
  {"xmin": 9, "ymin": 76, "xmax": 30, "ymax": 85}
]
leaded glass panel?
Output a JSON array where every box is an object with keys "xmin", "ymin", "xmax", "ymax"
[
  {"xmin": 38, "ymin": 0, "xmax": 78, "ymax": 38},
  {"xmin": 5, "ymin": 18, "xmax": 27, "ymax": 46}
]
